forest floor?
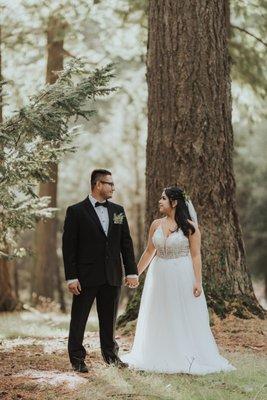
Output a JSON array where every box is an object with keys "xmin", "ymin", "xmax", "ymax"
[{"xmin": 0, "ymin": 308, "xmax": 266, "ymax": 400}]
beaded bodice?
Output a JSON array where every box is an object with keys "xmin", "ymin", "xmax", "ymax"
[{"xmin": 152, "ymin": 224, "xmax": 190, "ymax": 259}]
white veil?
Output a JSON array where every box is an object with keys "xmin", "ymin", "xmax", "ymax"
[{"xmin": 185, "ymin": 199, "xmax": 198, "ymax": 227}]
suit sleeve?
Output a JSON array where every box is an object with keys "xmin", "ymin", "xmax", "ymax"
[
  {"xmin": 62, "ymin": 206, "xmax": 79, "ymax": 280},
  {"xmin": 120, "ymin": 208, "xmax": 138, "ymax": 276}
]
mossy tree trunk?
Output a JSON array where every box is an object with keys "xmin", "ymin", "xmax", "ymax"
[{"xmin": 118, "ymin": 0, "xmax": 265, "ymax": 326}]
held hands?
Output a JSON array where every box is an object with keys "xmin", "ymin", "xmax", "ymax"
[
  {"xmin": 193, "ymin": 281, "xmax": 202, "ymax": 297},
  {"xmin": 68, "ymin": 280, "xmax": 81, "ymax": 295},
  {"xmin": 124, "ymin": 276, "xmax": 139, "ymax": 289}
]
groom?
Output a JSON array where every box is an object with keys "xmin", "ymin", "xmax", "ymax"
[{"xmin": 62, "ymin": 169, "xmax": 139, "ymax": 372}]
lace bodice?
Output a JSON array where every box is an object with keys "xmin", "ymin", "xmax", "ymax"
[{"xmin": 152, "ymin": 224, "xmax": 190, "ymax": 259}]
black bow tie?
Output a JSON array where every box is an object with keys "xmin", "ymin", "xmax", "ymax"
[{"xmin": 95, "ymin": 201, "xmax": 108, "ymax": 208}]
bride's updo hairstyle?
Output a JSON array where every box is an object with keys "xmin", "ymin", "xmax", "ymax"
[{"xmin": 164, "ymin": 186, "xmax": 195, "ymax": 237}]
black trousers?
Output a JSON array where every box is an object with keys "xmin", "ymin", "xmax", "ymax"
[{"xmin": 68, "ymin": 283, "xmax": 121, "ymax": 364}]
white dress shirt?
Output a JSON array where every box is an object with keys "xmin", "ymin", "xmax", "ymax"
[
  {"xmin": 88, "ymin": 193, "xmax": 109, "ymax": 235},
  {"xmin": 67, "ymin": 194, "xmax": 138, "ymax": 286}
]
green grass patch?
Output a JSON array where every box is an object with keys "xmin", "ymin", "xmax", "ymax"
[{"xmin": 77, "ymin": 352, "xmax": 267, "ymax": 400}]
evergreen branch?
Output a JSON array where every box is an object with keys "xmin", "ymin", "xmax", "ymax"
[
  {"xmin": 0, "ymin": 58, "xmax": 116, "ymax": 256},
  {"xmin": 62, "ymin": 48, "xmax": 79, "ymax": 59},
  {"xmin": 231, "ymin": 24, "xmax": 267, "ymax": 47}
]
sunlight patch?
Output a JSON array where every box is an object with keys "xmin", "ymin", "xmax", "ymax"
[
  {"xmin": 42, "ymin": 338, "xmax": 66, "ymax": 354},
  {"xmin": 15, "ymin": 369, "xmax": 87, "ymax": 389},
  {"xmin": 1, "ymin": 337, "xmax": 37, "ymax": 350}
]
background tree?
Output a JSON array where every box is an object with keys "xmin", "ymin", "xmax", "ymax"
[
  {"xmin": 235, "ymin": 120, "xmax": 267, "ymax": 304},
  {"xmin": 0, "ymin": 22, "xmax": 17, "ymax": 311},
  {"xmin": 0, "ymin": 60, "xmax": 115, "ymax": 311},
  {"xmin": 18, "ymin": 1, "xmax": 91, "ymax": 303},
  {"xmin": 0, "ymin": 4, "xmax": 33, "ymax": 311},
  {"xmin": 33, "ymin": 15, "xmax": 67, "ymax": 305}
]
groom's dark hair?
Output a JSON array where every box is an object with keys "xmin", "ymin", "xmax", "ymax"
[{"xmin": 91, "ymin": 169, "xmax": 112, "ymax": 189}]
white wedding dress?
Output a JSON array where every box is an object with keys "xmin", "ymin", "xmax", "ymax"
[{"xmin": 121, "ymin": 223, "xmax": 236, "ymax": 374}]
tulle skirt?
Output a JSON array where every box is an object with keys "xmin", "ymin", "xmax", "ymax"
[{"xmin": 121, "ymin": 254, "xmax": 236, "ymax": 374}]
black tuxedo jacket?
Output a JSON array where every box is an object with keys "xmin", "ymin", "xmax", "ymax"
[{"xmin": 62, "ymin": 197, "xmax": 138, "ymax": 287}]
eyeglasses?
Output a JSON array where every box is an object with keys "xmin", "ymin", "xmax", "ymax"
[{"xmin": 100, "ymin": 180, "xmax": 115, "ymax": 188}]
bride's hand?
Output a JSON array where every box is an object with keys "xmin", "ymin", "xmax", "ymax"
[
  {"xmin": 193, "ymin": 282, "xmax": 202, "ymax": 297},
  {"xmin": 124, "ymin": 277, "xmax": 139, "ymax": 288}
]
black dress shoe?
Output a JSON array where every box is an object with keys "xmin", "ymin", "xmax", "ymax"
[
  {"xmin": 71, "ymin": 360, "xmax": 89, "ymax": 373},
  {"xmin": 109, "ymin": 357, "xmax": 129, "ymax": 369}
]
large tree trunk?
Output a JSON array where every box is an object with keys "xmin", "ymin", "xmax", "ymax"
[
  {"xmin": 0, "ymin": 260, "xmax": 17, "ymax": 311},
  {"xmin": 118, "ymin": 0, "xmax": 265, "ymax": 325},
  {"xmin": 0, "ymin": 25, "xmax": 18, "ymax": 311},
  {"xmin": 33, "ymin": 17, "xmax": 66, "ymax": 303},
  {"xmin": 133, "ymin": 123, "xmax": 145, "ymax": 259}
]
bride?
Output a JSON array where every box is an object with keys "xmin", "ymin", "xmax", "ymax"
[{"xmin": 121, "ymin": 186, "xmax": 236, "ymax": 374}]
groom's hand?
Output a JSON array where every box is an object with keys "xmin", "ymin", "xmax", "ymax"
[
  {"xmin": 68, "ymin": 280, "xmax": 81, "ymax": 295},
  {"xmin": 124, "ymin": 277, "xmax": 139, "ymax": 289}
]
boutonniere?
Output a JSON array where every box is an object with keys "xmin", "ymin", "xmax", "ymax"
[{"xmin": 113, "ymin": 212, "xmax": 124, "ymax": 224}]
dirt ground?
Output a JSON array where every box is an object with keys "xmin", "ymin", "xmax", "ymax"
[{"xmin": 0, "ymin": 314, "xmax": 266, "ymax": 400}]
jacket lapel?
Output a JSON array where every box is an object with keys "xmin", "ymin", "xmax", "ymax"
[
  {"xmin": 82, "ymin": 197, "xmax": 106, "ymax": 237},
  {"xmin": 107, "ymin": 202, "xmax": 114, "ymax": 237}
]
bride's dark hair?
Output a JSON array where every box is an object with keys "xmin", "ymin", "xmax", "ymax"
[{"xmin": 164, "ymin": 186, "xmax": 195, "ymax": 237}]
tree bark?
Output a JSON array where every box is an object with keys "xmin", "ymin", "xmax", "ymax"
[
  {"xmin": 0, "ymin": 260, "xmax": 17, "ymax": 311},
  {"xmin": 118, "ymin": 0, "xmax": 265, "ymax": 325},
  {"xmin": 33, "ymin": 17, "xmax": 66, "ymax": 303},
  {"xmin": 133, "ymin": 122, "xmax": 145, "ymax": 259},
  {"xmin": 13, "ymin": 261, "xmax": 19, "ymax": 299}
]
